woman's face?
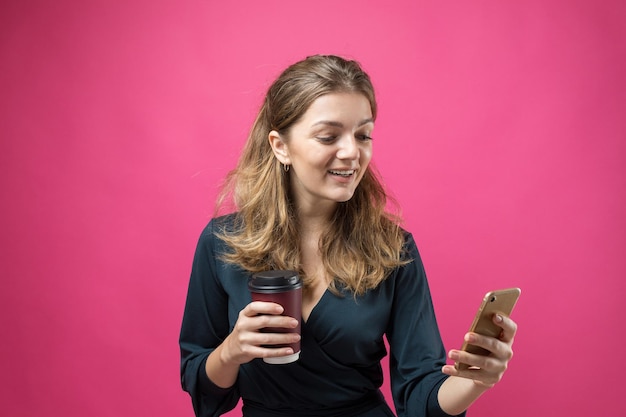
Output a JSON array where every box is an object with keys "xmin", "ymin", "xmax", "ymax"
[{"xmin": 270, "ymin": 92, "xmax": 374, "ymax": 213}]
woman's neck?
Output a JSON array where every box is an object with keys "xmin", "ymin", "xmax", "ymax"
[{"xmin": 296, "ymin": 206, "xmax": 334, "ymax": 237}]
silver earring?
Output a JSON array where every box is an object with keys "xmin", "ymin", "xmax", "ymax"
[{"xmin": 283, "ymin": 163, "xmax": 290, "ymax": 172}]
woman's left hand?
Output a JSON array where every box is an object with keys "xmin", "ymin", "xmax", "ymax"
[{"xmin": 442, "ymin": 314, "xmax": 518, "ymax": 388}]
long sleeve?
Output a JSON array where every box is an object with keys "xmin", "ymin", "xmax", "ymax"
[
  {"xmin": 386, "ymin": 234, "xmax": 465, "ymax": 417},
  {"xmin": 179, "ymin": 220, "xmax": 240, "ymax": 417}
]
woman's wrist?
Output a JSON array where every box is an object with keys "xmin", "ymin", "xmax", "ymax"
[
  {"xmin": 438, "ymin": 375, "xmax": 490, "ymax": 416},
  {"xmin": 206, "ymin": 342, "xmax": 239, "ymax": 389}
]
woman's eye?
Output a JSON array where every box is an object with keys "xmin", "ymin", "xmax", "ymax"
[
  {"xmin": 315, "ymin": 133, "xmax": 372, "ymax": 143},
  {"xmin": 316, "ymin": 136, "xmax": 337, "ymax": 143}
]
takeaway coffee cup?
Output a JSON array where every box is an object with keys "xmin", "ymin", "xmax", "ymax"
[{"xmin": 248, "ymin": 270, "xmax": 302, "ymax": 364}]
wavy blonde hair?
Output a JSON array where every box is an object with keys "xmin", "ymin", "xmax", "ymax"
[{"xmin": 215, "ymin": 55, "xmax": 409, "ymax": 295}]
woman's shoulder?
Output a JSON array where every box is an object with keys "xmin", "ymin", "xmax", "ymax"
[
  {"xmin": 399, "ymin": 226, "xmax": 417, "ymax": 252},
  {"xmin": 201, "ymin": 212, "xmax": 238, "ymax": 233},
  {"xmin": 196, "ymin": 213, "xmax": 239, "ymax": 247},
  {"xmin": 396, "ymin": 227, "xmax": 429, "ymax": 271},
  {"xmin": 211, "ymin": 212, "xmax": 237, "ymax": 226}
]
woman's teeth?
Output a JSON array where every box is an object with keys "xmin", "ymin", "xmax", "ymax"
[{"xmin": 329, "ymin": 170, "xmax": 355, "ymax": 177}]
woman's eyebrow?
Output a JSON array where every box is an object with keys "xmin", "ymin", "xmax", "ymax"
[{"xmin": 311, "ymin": 118, "xmax": 374, "ymax": 128}]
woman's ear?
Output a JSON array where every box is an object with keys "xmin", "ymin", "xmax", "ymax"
[{"xmin": 268, "ymin": 130, "xmax": 291, "ymax": 165}]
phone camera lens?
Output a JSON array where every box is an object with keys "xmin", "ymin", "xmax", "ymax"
[{"xmin": 490, "ymin": 296, "xmax": 496, "ymax": 302}]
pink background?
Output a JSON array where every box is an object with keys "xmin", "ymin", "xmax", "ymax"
[{"xmin": 1, "ymin": 1, "xmax": 624, "ymax": 416}]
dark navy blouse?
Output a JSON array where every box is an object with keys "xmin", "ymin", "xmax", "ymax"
[{"xmin": 180, "ymin": 215, "xmax": 463, "ymax": 417}]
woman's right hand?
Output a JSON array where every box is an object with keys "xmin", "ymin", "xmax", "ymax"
[{"xmin": 221, "ymin": 301, "xmax": 300, "ymax": 365}]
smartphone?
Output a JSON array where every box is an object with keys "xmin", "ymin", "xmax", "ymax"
[{"xmin": 455, "ymin": 287, "xmax": 521, "ymax": 370}]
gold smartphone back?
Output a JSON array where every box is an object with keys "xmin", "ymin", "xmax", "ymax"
[{"xmin": 455, "ymin": 287, "xmax": 521, "ymax": 370}]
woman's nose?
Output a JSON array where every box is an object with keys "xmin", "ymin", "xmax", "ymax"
[{"xmin": 336, "ymin": 135, "xmax": 359, "ymax": 160}]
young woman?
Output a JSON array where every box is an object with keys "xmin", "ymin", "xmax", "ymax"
[{"xmin": 180, "ymin": 55, "xmax": 517, "ymax": 417}]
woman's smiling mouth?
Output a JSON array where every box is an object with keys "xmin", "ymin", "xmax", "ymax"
[{"xmin": 328, "ymin": 169, "xmax": 356, "ymax": 177}]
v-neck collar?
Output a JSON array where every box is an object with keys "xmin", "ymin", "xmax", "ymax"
[{"xmin": 302, "ymin": 288, "xmax": 330, "ymax": 326}]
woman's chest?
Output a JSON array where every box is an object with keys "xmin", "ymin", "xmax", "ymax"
[
  {"xmin": 219, "ymin": 267, "xmax": 395, "ymax": 366},
  {"xmin": 223, "ymin": 275, "xmax": 393, "ymax": 367},
  {"xmin": 302, "ymin": 288, "xmax": 393, "ymax": 366}
]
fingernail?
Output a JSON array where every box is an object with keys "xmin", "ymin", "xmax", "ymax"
[
  {"xmin": 465, "ymin": 333, "xmax": 475, "ymax": 342},
  {"xmin": 495, "ymin": 314, "xmax": 503, "ymax": 322},
  {"xmin": 449, "ymin": 351, "xmax": 460, "ymax": 360}
]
